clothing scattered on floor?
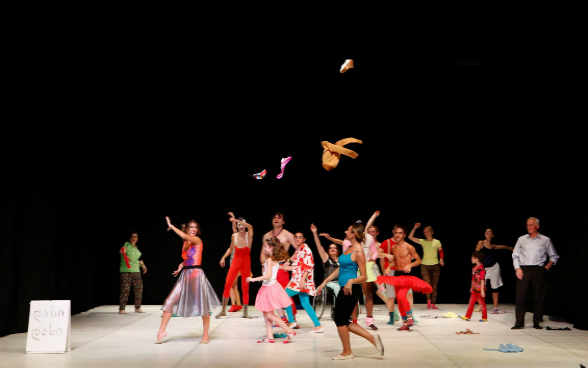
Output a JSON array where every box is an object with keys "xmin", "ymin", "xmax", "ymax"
[
  {"xmin": 441, "ymin": 312, "xmax": 459, "ymax": 318},
  {"xmin": 273, "ymin": 333, "xmax": 288, "ymax": 338},
  {"xmin": 483, "ymin": 343, "xmax": 523, "ymax": 353},
  {"xmin": 420, "ymin": 314, "xmax": 449, "ymax": 319},
  {"xmin": 546, "ymin": 326, "xmax": 571, "ymax": 330},
  {"xmin": 456, "ymin": 328, "xmax": 479, "ymax": 335}
]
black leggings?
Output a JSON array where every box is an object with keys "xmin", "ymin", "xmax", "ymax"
[{"xmin": 334, "ymin": 284, "xmax": 362, "ymax": 327}]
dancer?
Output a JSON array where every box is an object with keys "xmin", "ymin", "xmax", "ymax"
[
  {"xmin": 316, "ymin": 223, "xmax": 384, "ymax": 360},
  {"xmin": 119, "ymin": 231, "xmax": 147, "ymax": 314},
  {"xmin": 380, "ymin": 225, "xmax": 430, "ymax": 331},
  {"xmin": 247, "ymin": 237, "xmax": 296, "ymax": 344},
  {"xmin": 261, "ymin": 212, "xmax": 297, "ymax": 324},
  {"xmin": 409, "ymin": 223, "xmax": 444, "ymax": 309},
  {"xmin": 281, "ymin": 231, "xmax": 323, "ymax": 332},
  {"xmin": 311, "ymin": 223, "xmax": 340, "ymax": 320},
  {"xmin": 459, "ymin": 251, "xmax": 488, "ymax": 322},
  {"xmin": 321, "ymin": 212, "xmax": 388, "ymax": 330},
  {"xmin": 157, "ymin": 217, "xmax": 221, "ymax": 344},
  {"xmin": 512, "ymin": 217, "xmax": 559, "ymax": 330},
  {"xmin": 378, "ymin": 236, "xmax": 400, "ymax": 324},
  {"xmin": 474, "ymin": 229, "xmax": 513, "ymax": 313},
  {"xmin": 216, "ymin": 216, "xmax": 253, "ymax": 319},
  {"xmin": 228, "ymin": 212, "xmax": 243, "ymax": 312}
]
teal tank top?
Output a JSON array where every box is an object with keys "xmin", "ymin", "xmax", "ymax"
[{"xmin": 338, "ymin": 251, "xmax": 359, "ymax": 287}]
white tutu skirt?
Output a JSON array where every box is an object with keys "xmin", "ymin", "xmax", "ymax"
[{"xmin": 161, "ymin": 266, "xmax": 221, "ymax": 317}]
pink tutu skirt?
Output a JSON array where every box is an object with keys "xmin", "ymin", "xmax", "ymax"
[{"xmin": 255, "ymin": 283, "xmax": 293, "ymax": 312}]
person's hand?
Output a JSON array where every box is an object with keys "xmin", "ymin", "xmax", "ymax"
[
  {"xmin": 172, "ymin": 269, "xmax": 181, "ymax": 277},
  {"xmin": 319, "ymin": 233, "xmax": 330, "ymax": 238},
  {"xmin": 481, "ymin": 290, "xmax": 485, "ymax": 298},
  {"xmin": 220, "ymin": 258, "xmax": 226, "ymax": 267},
  {"xmin": 386, "ymin": 254, "xmax": 394, "ymax": 261},
  {"xmin": 299, "ymin": 280, "xmax": 306, "ymax": 291},
  {"xmin": 404, "ymin": 264, "xmax": 412, "ymax": 273},
  {"xmin": 228, "ymin": 212, "xmax": 235, "ymax": 218},
  {"xmin": 508, "ymin": 247, "xmax": 514, "ymax": 251},
  {"xmin": 545, "ymin": 265, "xmax": 551, "ymax": 271},
  {"xmin": 469, "ymin": 288, "xmax": 472, "ymax": 292},
  {"xmin": 229, "ymin": 217, "xmax": 236, "ymax": 222},
  {"xmin": 344, "ymin": 281, "xmax": 353, "ymax": 295},
  {"xmin": 516, "ymin": 268, "xmax": 524, "ymax": 280},
  {"xmin": 374, "ymin": 211, "xmax": 380, "ymax": 217},
  {"xmin": 166, "ymin": 216, "xmax": 173, "ymax": 230},
  {"xmin": 385, "ymin": 266, "xmax": 392, "ymax": 276},
  {"xmin": 316, "ymin": 284, "xmax": 324, "ymax": 295},
  {"xmin": 440, "ymin": 259, "xmax": 445, "ymax": 266},
  {"xmin": 141, "ymin": 265, "xmax": 147, "ymax": 274},
  {"xmin": 414, "ymin": 223, "xmax": 421, "ymax": 229},
  {"xmin": 310, "ymin": 224, "xmax": 317, "ymax": 233},
  {"xmin": 246, "ymin": 277, "xmax": 253, "ymax": 283}
]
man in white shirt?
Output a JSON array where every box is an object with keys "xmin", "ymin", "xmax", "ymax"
[{"xmin": 511, "ymin": 217, "xmax": 559, "ymax": 329}]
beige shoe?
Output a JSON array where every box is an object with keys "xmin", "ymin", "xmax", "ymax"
[
  {"xmin": 135, "ymin": 308, "xmax": 146, "ymax": 313},
  {"xmin": 119, "ymin": 310, "xmax": 126, "ymax": 314},
  {"xmin": 332, "ymin": 354, "xmax": 354, "ymax": 360},
  {"xmin": 474, "ymin": 306, "xmax": 482, "ymax": 312}
]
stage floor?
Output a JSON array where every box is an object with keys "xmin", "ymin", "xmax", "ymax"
[{"xmin": 1, "ymin": 304, "xmax": 586, "ymax": 368}]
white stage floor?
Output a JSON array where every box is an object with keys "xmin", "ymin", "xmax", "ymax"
[{"xmin": 1, "ymin": 304, "xmax": 586, "ymax": 368}]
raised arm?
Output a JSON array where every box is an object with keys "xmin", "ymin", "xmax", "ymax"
[
  {"xmin": 365, "ymin": 211, "xmax": 380, "ymax": 230},
  {"xmin": 319, "ymin": 233, "xmax": 343, "ymax": 245},
  {"xmin": 166, "ymin": 217, "xmax": 201, "ymax": 245},
  {"xmin": 311, "ymin": 224, "xmax": 329, "ymax": 263},
  {"xmin": 230, "ymin": 218, "xmax": 254, "ymax": 248},
  {"xmin": 408, "ymin": 223, "xmax": 422, "ymax": 244},
  {"xmin": 229, "ymin": 212, "xmax": 237, "ymax": 233}
]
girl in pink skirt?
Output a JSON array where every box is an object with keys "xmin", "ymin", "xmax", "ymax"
[{"xmin": 247, "ymin": 237, "xmax": 297, "ymax": 344}]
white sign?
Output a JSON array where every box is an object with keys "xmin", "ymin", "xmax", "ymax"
[{"xmin": 26, "ymin": 300, "xmax": 71, "ymax": 354}]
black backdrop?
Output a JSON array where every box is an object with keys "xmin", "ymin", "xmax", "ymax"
[{"xmin": 2, "ymin": 2, "xmax": 587, "ymax": 337}]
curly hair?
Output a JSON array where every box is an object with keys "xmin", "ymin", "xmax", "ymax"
[{"xmin": 267, "ymin": 236, "xmax": 289, "ymax": 262}]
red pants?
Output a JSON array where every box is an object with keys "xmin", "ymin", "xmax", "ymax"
[
  {"xmin": 394, "ymin": 286, "xmax": 411, "ymax": 317},
  {"xmin": 222, "ymin": 247, "xmax": 251, "ymax": 304},
  {"xmin": 465, "ymin": 291, "xmax": 487, "ymax": 319},
  {"xmin": 277, "ymin": 269, "xmax": 296, "ymax": 315}
]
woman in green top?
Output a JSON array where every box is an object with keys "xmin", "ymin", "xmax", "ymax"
[
  {"xmin": 119, "ymin": 231, "xmax": 147, "ymax": 314},
  {"xmin": 408, "ymin": 223, "xmax": 444, "ymax": 309}
]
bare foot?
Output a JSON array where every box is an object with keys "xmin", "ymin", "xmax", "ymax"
[
  {"xmin": 155, "ymin": 331, "xmax": 167, "ymax": 344},
  {"xmin": 215, "ymin": 311, "xmax": 226, "ymax": 319},
  {"xmin": 199, "ymin": 338, "xmax": 209, "ymax": 344}
]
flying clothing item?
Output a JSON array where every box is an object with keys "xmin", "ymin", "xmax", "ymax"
[{"xmin": 320, "ymin": 138, "xmax": 362, "ymax": 171}]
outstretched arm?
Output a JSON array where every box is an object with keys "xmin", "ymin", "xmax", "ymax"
[
  {"xmin": 408, "ymin": 223, "xmax": 422, "ymax": 244},
  {"xmin": 248, "ymin": 259, "xmax": 275, "ymax": 282},
  {"xmin": 166, "ymin": 217, "xmax": 201, "ymax": 245},
  {"xmin": 493, "ymin": 244, "xmax": 514, "ymax": 251},
  {"xmin": 319, "ymin": 233, "xmax": 343, "ymax": 245},
  {"xmin": 311, "ymin": 224, "xmax": 329, "ymax": 263}
]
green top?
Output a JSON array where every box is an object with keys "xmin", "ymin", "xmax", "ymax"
[
  {"xmin": 420, "ymin": 239, "xmax": 442, "ymax": 265},
  {"xmin": 120, "ymin": 242, "xmax": 142, "ymax": 272}
]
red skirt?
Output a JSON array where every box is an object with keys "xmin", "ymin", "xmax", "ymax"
[{"xmin": 377, "ymin": 275, "xmax": 433, "ymax": 294}]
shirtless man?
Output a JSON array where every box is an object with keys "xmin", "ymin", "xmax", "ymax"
[
  {"xmin": 261, "ymin": 212, "xmax": 296, "ymax": 263},
  {"xmin": 385, "ymin": 224, "xmax": 422, "ymax": 331},
  {"xmin": 261, "ymin": 212, "xmax": 297, "ymax": 322}
]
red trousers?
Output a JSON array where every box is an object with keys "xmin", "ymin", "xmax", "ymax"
[
  {"xmin": 222, "ymin": 247, "xmax": 251, "ymax": 304},
  {"xmin": 394, "ymin": 286, "xmax": 411, "ymax": 317},
  {"xmin": 465, "ymin": 291, "xmax": 487, "ymax": 320}
]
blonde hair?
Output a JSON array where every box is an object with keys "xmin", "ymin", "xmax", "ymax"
[{"xmin": 424, "ymin": 226, "xmax": 434, "ymax": 236}]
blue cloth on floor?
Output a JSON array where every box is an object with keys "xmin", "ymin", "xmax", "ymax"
[
  {"xmin": 273, "ymin": 333, "xmax": 287, "ymax": 338},
  {"xmin": 484, "ymin": 343, "xmax": 523, "ymax": 353}
]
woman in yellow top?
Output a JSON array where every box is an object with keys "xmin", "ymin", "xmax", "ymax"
[{"xmin": 408, "ymin": 223, "xmax": 444, "ymax": 309}]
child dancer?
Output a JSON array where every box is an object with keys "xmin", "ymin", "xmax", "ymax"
[
  {"xmin": 247, "ymin": 237, "xmax": 297, "ymax": 344},
  {"xmin": 460, "ymin": 251, "xmax": 488, "ymax": 322}
]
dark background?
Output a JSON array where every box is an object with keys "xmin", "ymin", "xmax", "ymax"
[{"xmin": 2, "ymin": 2, "xmax": 587, "ymax": 337}]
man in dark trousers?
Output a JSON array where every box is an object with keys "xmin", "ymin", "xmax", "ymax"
[{"xmin": 511, "ymin": 217, "xmax": 559, "ymax": 329}]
